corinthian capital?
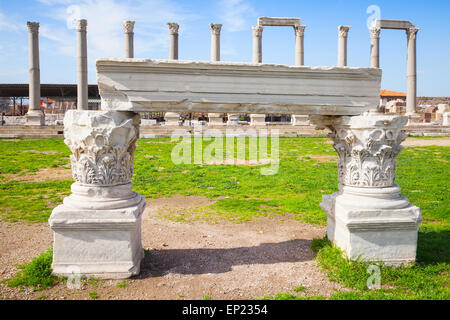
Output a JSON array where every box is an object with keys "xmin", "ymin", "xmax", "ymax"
[
  {"xmin": 167, "ymin": 22, "xmax": 179, "ymax": 34},
  {"xmin": 406, "ymin": 27, "xmax": 419, "ymax": 40},
  {"xmin": 76, "ymin": 19, "xmax": 87, "ymax": 32},
  {"xmin": 369, "ymin": 27, "xmax": 380, "ymax": 39},
  {"xmin": 210, "ymin": 23, "xmax": 222, "ymax": 35},
  {"xmin": 338, "ymin": 25, "xmax": 351, "ymax": 38},
  {"xmin": 27, "ymin": 21, "xmax": 39, "ymax": 33},
  {"xmin": 294, "ymin": 25, "xmax": 306, "ymax": 37},
  {"xmin": 123, "ymin": 20, "xmax": 135, "ymax": 33},
  {"xmin": 252, "ymin": 25, "xmax": 263, "ymax": 37}
]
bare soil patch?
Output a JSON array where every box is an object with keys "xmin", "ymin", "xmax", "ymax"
[
  {"xmin": 0, "ymin": 195, "xmax": 341, "ymax": 300},
  {"xmin": 402, "ymin": 137, "xmax": 450, "ymax": 147},
  {"xmin": 2, "ymin": 167, "xmax": 73, "ymax": 182},
  {"xmin": 299, "ymin": 154, "xmax": 338, "ymax": 162}
]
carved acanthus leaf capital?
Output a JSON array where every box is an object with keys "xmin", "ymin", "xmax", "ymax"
[
  {"xmin": 76, "ymin": 19, "xmax": 87, "ymax": 32},
  {"xmin": 369, "ymin": 27, "xmax": 380, "ymax": 39},
  {"xmin": 123, "ymin": 20, "xmax": 135, "ymax": 33},
  {"xmin": 27, "ymin": 21, "xmax": 39, "ymax": 33},
  {"xmin": 210, "ymin": 23, "xmax": 222, "ymax": 35},
  {"xmin": 252, "ymin": 25, "xmax": 263, "ymax": 37},
  {"xmin": 167, "ymin": 22, "xmax": 179, "ymax": 34},
  {"xmin": 294, "ymin": 25, "xmax": 306, "ymax": 37},
  {"xmin": 338, "ymin": 25, "xmax": 351, "ymax": 38},
  {"xmin": 64, "ymin": 110, "xmax": 140, "ymax": 187},
  {"xmin": 406, "ymin": 27, "xmax": 419, "ymax": 40},
  {"xmin": 322, "ymin": 113, "xmax": 408, "ymax": 187}
]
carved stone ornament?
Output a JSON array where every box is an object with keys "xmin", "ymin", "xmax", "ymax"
[
  {"xmin": 252, "ymin": 25, "xmax": 263, "ymax": 37},
  {"xmin": 167, "ymin": 22, "xmax": 179, "ymax": 34},
  {"xmin": 294, "ymin": 25, "xmax": 306, "ymax": 37},
  {"xmin": 312, "ymin": 112, "xmax": 408, "ymax": 187},
  {"xmin": 210, "ymin": 23, "xmax": 222, "ymax": 35},
  {"xmin": 406, "ymin": 27, "xmax": 419, "ymax": 40},
  {"xmin": 369, "ymin": 27, "xmax": 380, "ymax": 39},
  {"xmin": 123, "ymin": 20, "xmax": 135, "ymax": 33},
  {"xmin": 64, "ymin": 110, "xmax": 140, "ymax": 186},
  {"xmin": 27, "ymin": 21, "xmax": 39, "ymax": 33},
  {"xmin": 338, "ymin": 25, "xmax": 351, "ymax": 38}
]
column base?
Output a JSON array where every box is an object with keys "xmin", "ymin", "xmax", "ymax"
[
  {"xmin": 49, "ymin": 193, "xmax": 145, "ymax": 279},
  {"xmin": 207, "ymin": 113, "xmax": 225, "ymax": 126},
  {"xmin": 26, "ymin": 110, "xmax": 45, "ymax": 126},
  {"xmin": 249, "ymin": 114, "xmax": 266, "ymax": 126},
  {"xmin": 321, "ymin": 185, "xmax": 422, "ymax": 266},
  {"xmin": 291, "ymin": 115, "xmax": 310, "ymax": 126},
  {"xmin": 164, "ymin": 112, "xmax": 180, "ymax": 126},
  {"xmin": 406, "ymin": 113, "xmax": 422, "ymax": 125}
]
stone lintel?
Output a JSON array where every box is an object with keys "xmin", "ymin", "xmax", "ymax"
[
  {"xmin": 371, "ymin": 19, "xmax": 415, "ymax": 30},
  {"xmin": 258, "ymin": 17, "xmax": 300, "ymax": 27}
]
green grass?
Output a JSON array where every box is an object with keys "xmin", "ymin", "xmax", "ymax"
[
  {"xmin": 89, "ymin": 291, "xmax": 99, "ymax": 300},
  {"xmin": 6, "ymin": 248, "xmax": 59, "ymax": 291}
]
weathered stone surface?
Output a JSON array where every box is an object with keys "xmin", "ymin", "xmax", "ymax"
[
  {"xmin": 443, "ymin": 112, "xmax": 450, "ymax": 126},
  {"xmin": 258, "ymin": 17, "xmax": 300, "ymax": 27},
  {"xmin": 164, "ymin": 112, "xmax": 180, "ymax": 126},
  {"xmin": 313, "ymin": 111, "xmax": 421, "ymax": 264},
  {"xmin": 49, "ymin": 110, "xmax": 144, "ymax": 279},
  {"xmin": 208, "ymin": 113, "xmax": 225, "ymax": 126},
  {"xmin": 96, "ymin": 59, "xmax": 381, "ymax": 115},
  {"xmin": 249, "ymin": 114, "xmax": 266, "ymax": 126},
  {"xmin": 291, "ymin": 115, "xmax": 310, "ymax": 126}
]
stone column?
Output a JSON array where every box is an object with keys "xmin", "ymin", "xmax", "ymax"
[
  {"xmin": 210, "ymin": 23, "xmax": 222, "ymax": 62},
  {"xmin": 369, "ymin": 27, "xmax": 380, "ymax": 68},
  {"xmin": 26, "ymin": 22, "xmax": 44, "ymax": 125},
  {"xmin": 406, "ymin": 27, "xmax": 419, "ymax": 115},
  {"xmin": 312, "ymin": 111, "xmax": 421, "ymax": 265},
  {"xmin": 168, "ymin": 22, "xmax": 179, "ymax": 60},
  {"xmin": 337, "ymin": 26, "xmax": 351, "ymax": 67},
  {"xmin": 252, "ymin": 26, "xmax": 263, "ymax": 63},
  {"xmin": 294, "ymin": 25, "xmax": 305, "ymax": 66},
  {"xmin": 49, "ymin": 110, "xmax": 145, "ymax": 279},
  {"xmin": 123, "ymin": 20, "xmax": 135, "ymax": 58},
  {"xmin": 76, "ymin": 19, "xmax": 88, "ymax": 110}
]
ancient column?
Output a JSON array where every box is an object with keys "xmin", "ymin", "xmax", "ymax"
[
  {"xmin": 123, "ymin": 20, "xmax": 135, "ymax": 58},
  {"xmin": 252, "ymin": 26, "xmax": 263, "ymax": 63},
  {"xmin": 26, "ymin": 22, "xmax": 44, "ymax": 125},
  {"xmin": 210, "ymin": 23, "xmax": 222, "ymax": 62},
  {"xmin": 168, "ymin": 22, "xmax": 179, "ymax": 60},
  {"xmin": 49, "ymin": 110, "xmax": 145, "ymax": 279},
  {"xmin": 337, "ymin": 25, "xmax": 351, "ymax": 67},
  {"xmin": 369, "ymin": 27, "xmax": 380, "ymax": 68},
  {"xmin": 406, "ymin": 27, "xmax": 419, "ymax": 115},
  {"xmin": 311, "ymin": 111, "xmax": 421, "ymax": 265},
  {"xmin": 294, "ymin": 25, "xmax": 305, "ymax": 66},
  {"xmin": 76, "ymin": 19, "xmax": 88, "ymax": 110}
]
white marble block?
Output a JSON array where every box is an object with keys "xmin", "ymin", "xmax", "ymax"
[
  {"xmin": 291, "ymin": 114, "xmax": 310, "ymax": 126},
  {"xmin": 312, "ymin": 111, "xmax": 422, "ymax": 265},
  {"xmin": 249, "ymin": 114, "xmax": 266, "ymax": 126},
  {"xmin": 164, "ymin": 112, "xmax": 180, "ymax": 126},
  {"xmin": 26, "ymin": 110, "xmax": 45, "ymax": 126},
  {"xmin": 442, "ymin": 112, "xmax": 450, "ymax": 126},
  {"xmin": 49, "ymin": 110, "xmax": 145, "ymax": 279},
  {"xmin": 208, "ymin": 113, "xmax": 225, "ymax": 125}
]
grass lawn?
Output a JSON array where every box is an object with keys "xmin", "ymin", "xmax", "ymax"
[{"xmin": 0, "ymin": 137, "xmax": 448, "ymax": 299}]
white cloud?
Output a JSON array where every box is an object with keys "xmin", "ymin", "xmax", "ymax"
[
  {"xmin": 0, "ymin": 10, "xmax": 22, "ymax": 32},
  {"xmin": 220, "ymin": 0, "xmax": 256, "ymax": 32}
]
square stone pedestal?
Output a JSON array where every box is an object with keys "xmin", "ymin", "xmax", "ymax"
[
  {"xmin": 250, "ymin": 114, "xmax": 266, "ymax": 126},
  {"xmin": 291, "ymin": 115, "xmax": 310, "ymax": 126},
  {"xmin": 49, "ymin": 197, "xmax": 145, "ymax": 279},
  {"xmin": 164, "ymin": 112, "xmax": 180, "ymax": 126},
  {"xmin": 26, "ymin": 111, "xmax": 45, "ymax": 126},
  {"xmin": 321, "ymin": 186, "xmax": 422, "ymax": 265},
  {"xmin": 208, "ymin": 113, "xmax": 225, "ymax": 125}
]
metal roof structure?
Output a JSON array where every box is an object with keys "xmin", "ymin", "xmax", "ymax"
[{"xmin": 0, "ymin": 84, "xmax": 99, "ymax": 98}]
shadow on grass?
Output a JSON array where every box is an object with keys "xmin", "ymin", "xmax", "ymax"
[
  {"xmin": 416, "ymin": 224, "xmax": 450, "ymax": 264},
  {"xmin": 138, "ymin": 239, "xmax": 313, "ymax": 278}
]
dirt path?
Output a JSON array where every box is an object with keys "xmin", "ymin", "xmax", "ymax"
[
  {"xmin": 0, "ymin": 196, "xmax": 341, "ymax": 300},
  {"xmin": 402, "ymin": 137, "xmax": 450, "ymax": 147}
]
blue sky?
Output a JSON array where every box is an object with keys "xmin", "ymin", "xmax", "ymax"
[{"xmin": 0, "ymin": 0, "xmax": 449, "ymax": 96}]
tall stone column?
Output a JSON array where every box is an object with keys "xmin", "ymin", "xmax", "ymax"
[
  {"xmin": 294, "ymin": 25, "xmax": 305, "ymax": 66},
  {"xmin": 210, "ymin": 23, "xmax": 222, "ymax": 62},
  {"xmin": 406, "ymin": 27, "xmax": 419, "ymax": 115},
  {"xmin": 26, "ymin": 22, "xmax": 44, "ymax": 125},
  {"xmin": 369, "ymin": 27, "xmax": 380, "ymax": 68},
  {"xmin": 168, "ymin": 22, "xmax": 179, "ymax": 60},
  {"xmin": 49, "ymin": 110, "xmax": 145, "ymax": 279},
  {"xmin": 252, "ymin": 26, "xmax": 263, "ymax": 63},
  {"xmin": 76, "ymin": 19, "xmax": 88, "ymax": 110},
  {"xmin": 123, "ymin": 20, "xmax": 135, "ymax": 58},
  {"xmin": 311, "ymin": 111, "xmax": 421, "ymax": 265},
  {"xmin": 337, "ymin": 25, "xmax": 351, "ymax": 67}
]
